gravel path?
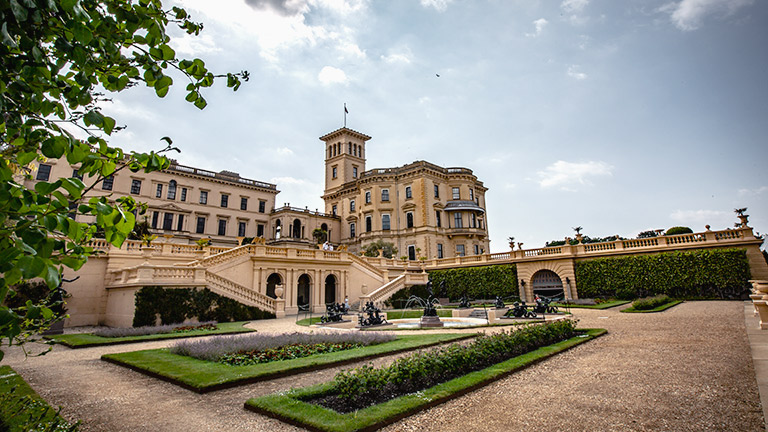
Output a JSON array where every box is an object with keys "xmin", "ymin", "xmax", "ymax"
[{"xmin": 3, "ymin": 301, "xmax": 763, "ymax": 431}]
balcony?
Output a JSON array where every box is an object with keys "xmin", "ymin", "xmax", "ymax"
[{"xmin": 445, "ymin": 227, "xmax": 486, "ymax": 238}]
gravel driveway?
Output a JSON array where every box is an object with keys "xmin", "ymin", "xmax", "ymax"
[{"xmin": 3, "ymin": 301, "xmax": 763, "ymax": 431}]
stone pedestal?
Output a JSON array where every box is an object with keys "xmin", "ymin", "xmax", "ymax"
[
  {"xmin": 419, "ymin": 315, "xmax": 444, "ymax": 328},
  {"xmin": 754, "ymin": 300, "xmax": 768, "ymax": 330}
]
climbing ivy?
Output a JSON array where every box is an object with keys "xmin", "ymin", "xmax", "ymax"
[
  {"xmin": 575, "ymin": 248, "xmax": 751, "ymax": 300},
  {"xmin": 428, "ymin": 265, "xmax": 518, "ymax": 300},
  {"xmin": 133, "ymin": 287, "xmax": 274, "ymax": 327}
]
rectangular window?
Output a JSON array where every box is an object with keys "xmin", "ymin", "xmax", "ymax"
[
  {"xmin": 382, "ymin": 214, "xmax": 390, "ymax": 230},
  {"xmin": 435, "ymin": 210, "xmax": 442, "ymax": 228},
  {"xmin": 332, "ymin": 166, "xmax": 337, "ymax": 178},
  {"xmin": 156, "ymin": 184, "xmax": 163, "ymax": 198},
  {"xmin": 72, "ymin": 169, "xmax": 83, "ymax": 180},
  {"xmin": 332, "ymin": 205, "xmax": 337, "ymax": 216},
  {"xmin": 381, "ymin": 189, "xmax": 389, "ymax": 202},
  {"xmin": 452, "ymin": 187, "xmax": 460, "ymax": 200},
  {"xmin": 434, "ymin": 184, "xmax": 439, "ymax": 198},
  {"xmin": 350, "ymin": 223, "xmax": 356, "ymax": 238},
  {"xmin": 406, "ymin": 212, "xmax": 414, "ymax": 228},
  {"xmin": 218, "ymin": 219, "xmax": 227, "ymax": 236},
  {"xmin": 471, "ymin": 213, "xmax": 477, "ymax": 228},
  {"xmin": 220, "ymin": 194, "xmax": 228, "ymax": 208},
  {"xmin": 180, "ymin": 188, "xmax": 187, "ymax": 202},
  {"xmin": 257, "ymin": 223, "xmax": 265, "ymax": 237},
  {"xmin": 102, "ymin": 176, "xmax": 114, "ymax": 191},
  {"xmin": 469, "ymin": 189, "xmax": 474, "ymax": 201},
  {"xmin": 167, "ymin": 182, "xmax": 176, "ymax": 200},
  {"xmin": 177, "ymin": 214, "xmax": 184, "ymax": 231},
  {"xmin": 199, "ymin": 190, "xmax": 208, "ymax": 204},
  {"xmin": 131, "ymin": 179, "xmax": 142, "ymax": 195},
  {"xmin": 163, "ymin": 213, "xmax": 173, "ymax": 230},
  {"xmin": 151, "ymin": 211, "xmax": 159, "ymax": 228},
  {"xmin": 366, "ymin": 215, "xmax": 372, "ymax": 232},
  {"xmin": 258, "ymin": 201, "xmax": 266, "ymax": 213},
  {"xmin": 474, "ymin": 244, "xmax": 480, "ymax": 255},
  {"xmin": 240, "ymin": 197, "xmax": 248, "ymax": 210},
  {"xmin": 454, "ymin": 212, "xmax": 463, "ymax": 228},
  {"xmin": 365, "ymin": 191, "xmax": 371, "ymax": 204},
  {"xmin": 353, "ymin": 166, "xmax": 358, "ymax": 178},
  {"xmin": 196, "ymin": 216, "xmax": 206, "ymax": 234},
  {"xmin": 238, "ymin": 221, "xmax": 246, "ymax": 237},
  {"xmin": 350, "ymin": 200, "xmax": 355, "ymax": 212},
  {"xmin": 405, "ymin": 186, "xmax": 412, "ymax": 199},
  {"xmin": 437, "ymin": 244, "xmax": 443, "ymax": 258},
  {"xmin": 456, "ymin": 244, "xmax": 465, "ymax": 257},
  {"xmin": 36, "ymin": 164, "xmax": 51, "ymax": 181}
]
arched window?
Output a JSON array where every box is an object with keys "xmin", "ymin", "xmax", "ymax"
[
  {"xmin": 292, "ymin": 218, "xmax": 301, "ymax": 238},
  {"xmin": 353, "ymin": 144, "xmax": 357, "ymax": 156},
  {"xmin": 167, "ymin": 180, "xmax": 177, "ymax": 200},
  {"xmin": 348, "ymin": 142, "xmax": 352, "ymax": 154}
]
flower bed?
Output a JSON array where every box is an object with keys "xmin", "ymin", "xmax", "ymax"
[
  {"xmin": 93, "ymin": 321, "xmax": 218, "ymax": 338},
  {"xmin": 313, "ymin": 319, "xmax": 577, "ymax": 412},
  {"xmin": 170, "ymin": 331, "xmax": 396, "ymax": 363}
]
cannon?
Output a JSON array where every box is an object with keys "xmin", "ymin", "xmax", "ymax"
[
  {"xmin": 358, "ymin": 301, "xmax": 387, "ymax": 326},
  {"xmin": 505, "ymin": 301, "xmax": 537, "ymax": 319},
  {"xmin": 533, "ymin": 296, "xmax": 559, "ymax": 314}
]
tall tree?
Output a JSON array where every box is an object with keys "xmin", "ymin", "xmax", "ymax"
[{"xmin": 0, "ymin": 0, "xmax": 247, "ymax": 361}]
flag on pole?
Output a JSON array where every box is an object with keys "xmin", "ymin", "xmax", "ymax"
[{"xmin": 344, "ymin": 104, "xmax": 348, "ymax": 114}]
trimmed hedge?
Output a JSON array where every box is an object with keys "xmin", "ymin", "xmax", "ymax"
[
  {"xmin": 133, "ymin": 287, "xmax": 274, "ymax": 327},
  {"xmin": 575, "ymin": 248, "xmax": 751, "ymax": 300},
  {"xmin": 428, "ymin": 265, "xmax": 518, "ymax": 300}
]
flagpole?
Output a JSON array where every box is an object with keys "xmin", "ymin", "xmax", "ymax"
[{"xmin": 343, "ymin": 103, "xmax": 347, "ymax": 128}]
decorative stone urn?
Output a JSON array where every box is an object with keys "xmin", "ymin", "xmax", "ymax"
[
  {"xmin": 361, "ymin": 284, "xmax": 368, "ymax": 295},
  {"xmin": 140, "ymin": 245, "xmax": 155, "ymax": 259},
  {"xmin": 274, "ymin": 284, "xmax": 284, "ymax": 299}
]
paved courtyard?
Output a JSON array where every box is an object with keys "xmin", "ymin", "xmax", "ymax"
[{"xmin": 3, "ymin": 301, "xmax": 765, "ymax": 431}]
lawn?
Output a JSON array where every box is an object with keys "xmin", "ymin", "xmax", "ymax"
[
  {"xmin": 0, "ymin": 366, "xmax": 78, "ymax": 431},
  {"xmin": 45, "ymin": 321, "xmax": 255, "ymax": 348},
  {"xmin": 245, "ymin": 328, "xmax": 607, "ymax": 432},
  {"xmin": 101, "ymin": 333, "xmax": 475, "ymax": 393}
]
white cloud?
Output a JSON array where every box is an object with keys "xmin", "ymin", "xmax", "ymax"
[
  {"xmin": 561, "ymin": 0, "xmax": 589, "ymax": 14},
  {"xmin": 567, "ymin": 65, "xmax": 588, "ymax": 80},
  {"xmin": 669, "ymin": 209, "xmax": 731, "ymax": 229},
  {"xmin": 525, "ymin": 18, "xmax": 549, "ymax": 38},
  {"xmin": 537, "ymin": 160, "xmax": 612, "ymax": 190},
  {"xmin": 275, "ymin": 147, "xmax": 295, "ymax": 156},
  {"xmin": 420, "ymin": 0, "xmax": 452, "ymax": 12},
  {"xmin": 738, "ymin": 186, "xmax": 768, "ymax": 196},
  {"xmin": 381, "ymin": 47, "xmax": 413, "ymax": 64},
  {"xmin": 661, "ymin": 0, "xmax": 754, "ymax": 31},
  {"xmin": 169, "ymin": 33, "xmax": 221, "ymax": 56},
  {"xmin": 318, "ymin": 66, "xmax": 348, "ymax": 85}
]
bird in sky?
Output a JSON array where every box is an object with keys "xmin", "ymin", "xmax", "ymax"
[{"xmin": 436, "ymin": 74, "xmax": 440, "ymax": 77}]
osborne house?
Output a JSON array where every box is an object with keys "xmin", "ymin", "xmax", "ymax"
[{"xmin": 29, "ymin": 126, "xmax": 768, "ymax": 328}]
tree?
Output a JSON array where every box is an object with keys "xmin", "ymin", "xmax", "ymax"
[
  {"xmin": 0, "ymin": 0, "xmax": 247, "ymax": 361},
  {"xmin": 312, "ymin": 228, "xmax": 327, "ymax": 244},
  {"xmin": 363, "ymin": 240, "xmax": 397, "ymax": 259}
]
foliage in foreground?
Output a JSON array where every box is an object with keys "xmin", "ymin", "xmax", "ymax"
[
  {"xmin": 428, "ymin": 265, "xmax": 518, "ymax": 300},
  {"xmin": 93, "ymin": 321, "xmax": 217, "ymax": 338},
  {"xmin": 0, "ymin": 0, "xmax": 246, "ymax": 360},
  {"xmin": 170, "ymin": 331, "xmax": 397, "ymax": 363},
  {"xmin": 323, "ymin": 319, "xmax": 577, "ymax": 412},
  {"xmin": 133, "ymin": 287, "xmax": 274, "ymax": 327},
  {"xmin": 575, "ymin": 248, "xmax": 751, "ymax": 300},
  {"xmin": 0, "ymin": 366, "xmax": 78, "ymax": 431},
  {"xmin": 631, "ymin": 295, "xmax": 672, "ymax": 311}
]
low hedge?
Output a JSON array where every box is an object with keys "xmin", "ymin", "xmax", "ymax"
[
  {"xmin": 427, "ymin": 265, "xmax": 518, "ymax": 300},
  {"xmin": 575, "ymin": 248, "xmax": 751, "ymax": 300},
  {"xmin": 133, "ymin": 287, "xmax": 274, "ymax": 327}
]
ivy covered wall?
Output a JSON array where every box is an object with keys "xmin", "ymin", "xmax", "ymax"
[
  {"xmin": 575, "ymin": 248, "xmax": 751, "ymax": 300},
  {"xmin": 133, "ymin": 287, "xmax": 275, "ymax": 327},
  {"xmin": 428, "ymin": 264, "xmax": 518, "ymax": 300}
]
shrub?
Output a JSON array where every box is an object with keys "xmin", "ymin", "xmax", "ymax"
[
  {"xmin": 325, "ymin": 320, "xmax": 576, "ymax": 412},
  {"xmin": 575, "ymin": 248, "xmax": 751, "ymax": 300},
  {"xmin": 170, "ymin": 331, "xmax": 396, "ymax": 362},
  {"xmin": 133, "ymin": 287, "xmax": 274, "ymax": 327},
  {"xmin": 631, "ymin": 295, "xmax": 672, "ymax": 310},
  {"xmin": 665, "ymin": 226, "xmax": 693, "ymax": 235},
  {"xmin": 428, "ymin": 265, "xmax": 518, "ymax": 300},
  {"xmin": 93, "ymin": 321, "xmax": 217, "ymax": 338}
]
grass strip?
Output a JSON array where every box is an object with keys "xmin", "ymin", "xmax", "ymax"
[
  {"xmin": 44, "ymin": 321, "xmax": 256, "ymax": 348},
  {"xmin": 554, "ymin": 300, "xmax": 631, "ymax": 309},
  {"xmin": 101, "ymin": 333, "xmax": 475, "ymax": 393},
  {"xmin": 359, "ymin": 320, "xmax": 544, "ymax": 331},
  {"xmin": 621, "ymin": 300, "xmax": 683, "ymax": 313},
  {"xmin": 0, "ymin": 366, "xmax": 77, "ymax": 431},
  {"xmin": 244, "ymin": 328, "xmax": 606, "ymax": 432}
]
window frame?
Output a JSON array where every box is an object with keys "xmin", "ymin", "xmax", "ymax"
[
  {"xmin": 381, "ymin": 189, "xmax": 389, "ymax": 202},
  {"xmin": 36, "ymin": 164, "xmax": 52, "ymax": 181},
  {"xmin": 130, "ymin": 179, "xmax": 142, "ymax": 195},
  {"xmin": 220, "ymin": 194, "xmax": 229, "ymax": 208},
  {"xmin": 199, "ymin": 190, "xmax": 208, "ymax": 205}
]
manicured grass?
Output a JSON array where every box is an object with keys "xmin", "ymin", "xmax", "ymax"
[
  {"xmin": 621, "ymin": 300, "xmax": 683, "ymax": 313},
  {"xmin": 555, "ymin": 300, "xmax": 631, "ymax": 309},
  {"xmin": 101, "ymin": 333, "xmax": 475, "ymax": 393},
  {"xmin": 0, "ymin": 366, "xmax": 78, "ymax": 431},
  {"xmin": 245, "ymin": 328, "xmax": 607, "ymax": 432},
  {"xmin": 45, "ymin": 321, "xmax": 255, "ymax": 348},
  {"xmin": 359, "ymin": 320, "xmax": 544, "ymax": 331}
]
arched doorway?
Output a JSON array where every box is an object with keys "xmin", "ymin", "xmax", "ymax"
[
  {"xmin": 266, "ymin": 273, "xmax": 282, "ymax": 299},
  {"xmin": 292, "ymin": 219, "xmax": 301, "ymax": 238},
  {"xmin": 532, "ymin": 270, "xmax": 564, "ymax": 298},
  {"xmin": 297, "ymin": 274, "xmax": 311, "ymax": 309},
  {"xmin": 324, "ymin": 274, "xmax": 337, "ymax": 304}
]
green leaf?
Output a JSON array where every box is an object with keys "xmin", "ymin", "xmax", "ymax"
[
  {"xmin": 10, "ymin": 0, "xmax": 28, "ymax": 22},
  {"xmin": 72, "ymin": 22, "xmax": 92, "ymax": 44},
  {"xmin": 102, "ymin": 116, "xmax": 116, "ymax": 135},
  {"xmin": 84, "ymin": 110, "xmax": 104, "ymax": 126},
  {"xmin": 19, "ymin": 256, "xmax": 45, "ymax": 279}
]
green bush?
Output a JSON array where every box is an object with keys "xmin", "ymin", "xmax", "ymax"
[
  {"xmin": 632, "ymin": 295, "xmax": 672, "ymax": 310},
  {"xmin": 428, "ymin": 265, "xmax": 518, "ymax": 300},
  {"xmin": 575, "ymin": 248, "xmax": 751, "ymax": 300},
  {"xmin": 665, "ymin": 226, "xmax": 693, "ymax": 235},
  {"xmin": 133, "ymin": 287, "xmax": 274, "ymax": 327}
]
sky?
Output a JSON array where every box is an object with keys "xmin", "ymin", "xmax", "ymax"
[{"xmin": 100, "ymin": 0, "xmax": 768, "ymax": 253}]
